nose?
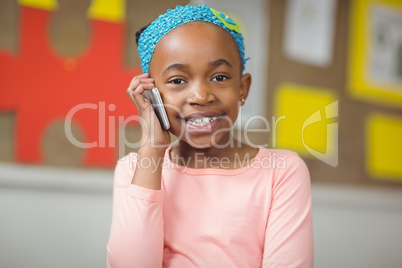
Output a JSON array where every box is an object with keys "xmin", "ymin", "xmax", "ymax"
[{"xmin": 186, "ymin": 82, "xmax": 215, "ymax": 105}]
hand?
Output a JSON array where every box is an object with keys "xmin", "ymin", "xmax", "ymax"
[{"xmin": 126, "ymin": 73, "xmax": 171, "ymax": 151}]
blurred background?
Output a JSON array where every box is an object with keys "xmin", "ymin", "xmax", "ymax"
[{"xmin": 1, "ymin": 0, "xmax": 402, "ymax": 267}]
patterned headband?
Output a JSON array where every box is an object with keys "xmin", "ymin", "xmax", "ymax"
[{"xmin": 137, "ymin": 4, "xmax": 247, "ymax": 73}]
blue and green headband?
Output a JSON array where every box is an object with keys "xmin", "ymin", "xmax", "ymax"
[{"xmin": 137, "ymin": 4, "xmax": 246, "ymax": 73}]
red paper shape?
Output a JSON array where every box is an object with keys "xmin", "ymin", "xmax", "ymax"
[{"xmin": 0, "ymin": 7, "xmax": 140, "ymax": 167}]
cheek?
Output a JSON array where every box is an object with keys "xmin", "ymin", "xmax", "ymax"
[
  {"xmin": 226, "ymin": 98, "xmax": 241, "ymax": 118},
  {"xmin": 221, "ymin": 93, "xmax": 240, "ymax": 108},
  {"xmin": 162, "ymin": 95, "xmax": 184, "ymax": 117}
]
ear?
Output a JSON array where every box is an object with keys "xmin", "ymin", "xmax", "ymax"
[{"xmin": 239, "ymin": 73, "xmax": 252, "ymax": 103}]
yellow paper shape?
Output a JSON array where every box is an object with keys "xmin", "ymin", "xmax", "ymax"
[
  {"xmin": 87, "ymin": 0, "xmax": 125, "ymax": 22},
  {"xmin": 18, "ymin": 0, "xmax": 126, "ymax": 23},
  {"xmin": 366, "ymin": 113, "xmax": 402, "ymax": 181},
  {"xmin": 348, "ymin": 0, "xmax": 402, "ymax": 107},
  {"xmin": 18, "ymin": 0, "xmax": 57, "ymax": 10},
  {"xmin": 274, "ymin": 84, "xmax": 338, "ymax": 166}
]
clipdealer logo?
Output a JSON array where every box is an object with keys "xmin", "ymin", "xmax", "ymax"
[
  {"xmin": 63, "ymin": 100, "xmax": 339, "ymax": 167},
  {"xmin": 302, "ymin": 100, "xmax": 338, "ymax": 167}
]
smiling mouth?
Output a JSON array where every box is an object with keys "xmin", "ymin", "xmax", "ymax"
[
  {"xmin": 185, "ymin": 116, "xmax": 219, "ymax": 127},
  {"xmin": 179, "ymin": 112, "xmax": 225, "ymax": 129}
]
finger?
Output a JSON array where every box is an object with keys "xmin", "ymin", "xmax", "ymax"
[
  {"xmin": 126, "ymin": 73, "xmax": 155, "ymax": 113},
  {"xmin": 126, "ymin": 76, "xmax": 151, "ymax": 101},
  {"xmin": 126, "ymin": 76, "xmax": 154, "ymax": 97},
  {"xmin": 137, "ymin": 78, "xmax": 154, "ymax": 92},
  {"xmin": 127, "ymin": 73, "xmax": 149, "ymax": 93},
  {"xmin": 132, "ymin": 81, "xmax": 154, "ymax": 97},
  {"xmin": 139, "ymin": 78, "xmax": 154, "ymax": 89},
  {"xmin": 130, "ymin": 73, "xmax": 149, "ymax": 85},
  {"xmin": 139, "ymin": 78, "xmax": 153, "ymax": 83},
  {"xmin": 131, "ymin": 84, "xmax": 153, "ymax": 111}
]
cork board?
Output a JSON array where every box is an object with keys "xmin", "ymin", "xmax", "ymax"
[
  {"xmin": 0, "ymin": 0, "xmax": 401, "ymax": 187},
  {"xmin": 268, "ymin": 0, "xmax": 402, "ymax": 186}
]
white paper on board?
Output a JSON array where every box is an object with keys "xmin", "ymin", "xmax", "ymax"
[
  {"xmin": 284, "ymin": 0, "xmax": 337, "ymax": 67},
  {"xmin": 369, "ymin": 3, "xmax": 402, "ymax": 87}
]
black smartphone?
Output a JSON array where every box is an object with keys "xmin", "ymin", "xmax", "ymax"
[{"xmin": 142, "ymin": 87, "xmax": 170, "ymax": 130}]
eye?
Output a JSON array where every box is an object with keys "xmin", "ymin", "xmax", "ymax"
[
  {"xmin": 212, "ymin": 75, "xmax": 228, "ymax": 82},
  {"xmin": 168, "ymin": 78, "xmax": 186, "ymax": 84}
]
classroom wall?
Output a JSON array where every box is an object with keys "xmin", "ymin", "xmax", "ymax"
[
  {"xmin": 1, "ymin": 0, "xmax": 401, "ymax": 186},
  {"xmin": 1, "ymin": 0, "xmax": 402, "ymax": 267}
]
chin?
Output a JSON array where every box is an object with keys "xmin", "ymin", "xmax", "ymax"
[
  {"xmin": 183, "ymin": 140, "xmax": 215, "ymax": 149},
  {"xmin": 173, "ymin": 127, "xmax": 232, "ymax": 149},
  {"xmin": 181, "ymin": 136, "xmax": 231, "ymax": 150}
]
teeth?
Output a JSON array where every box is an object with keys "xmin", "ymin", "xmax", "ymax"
[{"xmin": 187, "ymin": 116, "xmax": 218, "ymax": 127}]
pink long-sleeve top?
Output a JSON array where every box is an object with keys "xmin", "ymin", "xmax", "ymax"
[{"xmin": 106, "ymin": 147, "xmax": 314, "ymax": 268}]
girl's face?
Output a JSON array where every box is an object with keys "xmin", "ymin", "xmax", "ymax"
[{"xmin": 149, "ymin": 22, "xmax": 251, "ymax": 149}]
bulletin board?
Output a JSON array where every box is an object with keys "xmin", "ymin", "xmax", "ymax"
[
  {"xmin": 348, "ymin": 0, "xmax": 402, "ymax": 108},
  {"xmin": 268, "ymin": 0, "xmax": 402, "ymax": 186},
  {"xmin": 0, "ymin": 0, "xmax": 401, "ymax": 185}
]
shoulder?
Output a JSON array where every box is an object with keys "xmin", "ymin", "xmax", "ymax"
[
  {"xmin": 258, "ymin": 147, "xmax": 307, "ymax": 166},
  {"xmin": 257, "ymin": 147, "xmax": 297, "ymax": 159},
  {"xmin": 113, "ymin": 152, "xmax": 138, "ymax": 187},
  {"xmin": 256, "ymin": 147, "xmax": 307, "ymax": 170},
  {"xmin": 257, "ymin": 147, "xmax": 310, "ymax": 185}
]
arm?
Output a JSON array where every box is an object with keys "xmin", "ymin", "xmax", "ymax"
[
  {"xmin": 106, "ymin": 155, "xmax": 164, "ymax": 268},
  {"xmin": 262, "ymin": 154, "xmax": 314, "ymax": 268},
  {"xmin": 106, "ymin": 74, "xmax": 170, "ymax": 267}
]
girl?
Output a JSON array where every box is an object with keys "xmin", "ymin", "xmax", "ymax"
[{"xmin": 107, "ymin": 4, "xmax": 313, "ymax": 268}]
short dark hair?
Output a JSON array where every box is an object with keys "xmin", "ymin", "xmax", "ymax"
[{"xmin": 135, "ymin": 24, "xmax": 151, "ymax": 46}]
